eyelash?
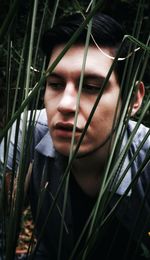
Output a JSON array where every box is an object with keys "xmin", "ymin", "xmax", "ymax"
[
  {"xmin": 82, "ymin": 84, "xmax": 100, "ymax": 94},
  {"xmin": 47, "ymin": 81, "xmax": 100, "ymax": 94},
  {"xmin": 47, "ymin": 82, "xmax": 64, "ymax": 89}
]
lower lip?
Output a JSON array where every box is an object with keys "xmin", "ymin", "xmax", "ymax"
[{"xmin": 54, "ymin": 129, "xmax": 80, "ymax": 138}]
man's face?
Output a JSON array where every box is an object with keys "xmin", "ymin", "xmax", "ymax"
[{"xmin": 44, "ymin": 45, "xmax": 120, "ymax": 158}]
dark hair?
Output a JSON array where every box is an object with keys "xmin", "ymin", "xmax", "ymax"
[{"xmin": 41, "ymin": 12, "xmax": 133, "ymax": 86}]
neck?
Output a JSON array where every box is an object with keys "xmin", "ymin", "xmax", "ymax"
[{"xmin": 72, "ymin": 151, "xmax": 107, "ymax": 197}]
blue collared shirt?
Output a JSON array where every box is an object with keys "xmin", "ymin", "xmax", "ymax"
[{"xmin": 2, "ymin": 108, "xmax": 150, "ymax": 196}]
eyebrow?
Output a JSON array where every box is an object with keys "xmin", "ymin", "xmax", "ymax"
[
  {"xmin": 83, "ymin": 75, "xmax": 106, "ymax": 82},
  {"xmin": 46, "ymin": 72, "xmax": 64, "ymax": 80},
  {"xmin": 47, "ymin": 72, "xmax": 106, "ymax": 82}
]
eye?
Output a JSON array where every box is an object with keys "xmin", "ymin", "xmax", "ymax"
[
  {"xmin": 82, "ymin": 84, "xmax": 100, "ymax": 94},
  {"xmin": 46, "ymin": 81, "xmax": 64, "ymax": 90}
]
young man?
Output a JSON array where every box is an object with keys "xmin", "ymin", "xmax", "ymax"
[{"xmin": 4, "ymin": 12, "xmax": 150, "ymax": 259}]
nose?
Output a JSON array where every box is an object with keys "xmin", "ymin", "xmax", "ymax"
[{"xmin": 57, "ymin": 83, "xmax": 77, "ymax": 114}]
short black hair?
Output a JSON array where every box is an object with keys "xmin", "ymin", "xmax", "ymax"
[
  {"xmin": 42, "ymin": 12, "xmax": 124, "ymax": 50},
  {"xmin": 41, "ymin": 12, "xmax": 136, "ymax": 86}
]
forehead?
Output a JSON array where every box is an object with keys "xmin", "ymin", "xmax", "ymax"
[{"xmin": 48, "ymin": 44, "xmax": 116, "ymax": 79}]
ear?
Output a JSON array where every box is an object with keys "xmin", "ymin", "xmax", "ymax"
[{"xmin": 131, "ymin": 81, "xmax": 145, "ymax": 116}]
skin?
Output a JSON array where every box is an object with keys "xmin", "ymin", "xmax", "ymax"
[{"xmin": 44, "ymin": 44, "xmax": 144, "ymax": 196}]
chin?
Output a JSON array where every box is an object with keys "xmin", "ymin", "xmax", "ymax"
[
  {"xmin": 53, "ymin": 142, "xmax": 82, "ymax": 158},
  {"xmin": 54, "ymin": 143, "xmax": 71, "ymax": 157}
]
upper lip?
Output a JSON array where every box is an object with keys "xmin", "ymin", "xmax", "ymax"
[{"xmin": 54, "ymin": 122, "xmax": 82, "ymax": 132}]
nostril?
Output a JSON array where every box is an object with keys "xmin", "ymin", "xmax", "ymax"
[
  {"xmin": 57, "ymin": 98, "xmax": 76, "ymax": 114},
  {"xmin": 57, "ymin": 104, "xmax": 76, "ymax": 114},
  {"xmin": 57, "ymin": 83, "xmax": 77, "ymax": 113}
]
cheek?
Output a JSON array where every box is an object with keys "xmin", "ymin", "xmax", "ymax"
[
  {"xmin": 90, "ymin": 97, "xmax": 119, "ymax": 129},
  {"xmin": 44, "ymin": 89, "xmax": 56, "ymax": 110},
  {"xmin": 44, "ymin": 97, "xmax": 55, "ymax": 126}
]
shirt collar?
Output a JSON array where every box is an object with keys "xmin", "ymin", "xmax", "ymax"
[
  {"xmin": 35, "ymin": 131, "xmax": 131, "ymax": 196},
  {"xmin": 35, "ymin": 131, "xmax": 56, "ymax": 158},
  {"xmin": 113, "ymin": 130, "xmax": 132, "ymax": 196},
  {"xmin": 115, "ymin": 153, "xmax": 131, "ymax": 196}
]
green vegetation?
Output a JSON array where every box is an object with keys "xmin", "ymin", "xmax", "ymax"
[{"xmin": 0, "ymin": 1, "xmax": 150, "ymax": 259}]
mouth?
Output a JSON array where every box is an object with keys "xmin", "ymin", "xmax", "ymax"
[
  {"xmin": 53, "ymin": 122, "xmax": 82, "ymax": 138},
  {"xmin": 54, "ymin": 122, "xmax": 82, "ymax": 132}
]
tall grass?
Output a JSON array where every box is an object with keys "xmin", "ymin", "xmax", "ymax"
[{"xmin": 0, "ymin": 0, "xmax": 150, "ymax": 259}]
